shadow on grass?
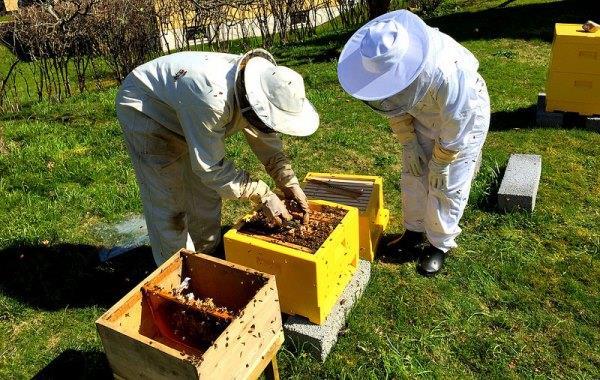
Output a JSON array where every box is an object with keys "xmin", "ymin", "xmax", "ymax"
[
  {"xmin": 275, "ymin": 0, "xmax": 591, "ymax": 66},
  {"xmin": 428, "ymin": 0, "xmax": 591, "ymax": 43},
  {"xmin": 32, "ymin": 349, "xmax": 112, "ymax": 380},
  {"xmin": 376, "ymin": 233, "xmax": 422, "ymax": 265},
  {"xmin": 272, "ymin": 29, "xmax": 354, "ymax": 66},
  {"xmin": 490, "ymin": 105, "xmax": 537, "ymax": 131},
  {"xmin": 0, "ymin": 243, "xmax": 156, "ymax": 311}
]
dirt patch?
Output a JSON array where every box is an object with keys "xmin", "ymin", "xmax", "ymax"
[{"xmin": 239, "ymin": 202, "xmax": 347, "ymax": 252}]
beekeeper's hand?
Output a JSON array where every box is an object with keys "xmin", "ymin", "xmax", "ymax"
[
  {"xmin": 403, "ymin": 138, "xmax": 427, "ymax": 177},
  {"xmin": 390, "ymin": 115, "xmax": 425, "ymax": 176},
  {"xmin": 282, "ymin": 183, "xmax": 310, "ymax": 224},
  {"xmin": 428, "ymin": 142, "xmax": 458, "ymax": 191},
  {"xmin": 428, "ymin": 159, "xmax": 449, "ymax": 190},
  {"xmin": 261, "ymin": 192, "xmax": 292, "ymax": 226}
]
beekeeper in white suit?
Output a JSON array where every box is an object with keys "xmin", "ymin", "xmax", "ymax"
[
  {"xmin": 338, "ymin": 10, "xmax": 490, "ymax": 276},
  {"xmin": 116, "ymin": 49, "xmax": 319, "ymax": 265}
]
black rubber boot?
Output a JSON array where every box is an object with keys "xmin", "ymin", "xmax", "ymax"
[
  {"xmin": 386, "ymin": 230, "xmax": 424, "ymax": 260},
  {"xmin": 416, "ymin": 245, "xmax": 446, "ymax": 277}
]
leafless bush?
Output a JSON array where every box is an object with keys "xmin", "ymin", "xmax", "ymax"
[{"xmin": 93, "ymin": 0, "xmax": 160, "ymax": 81}]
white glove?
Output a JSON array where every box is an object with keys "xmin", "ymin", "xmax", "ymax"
[
  {"xmin": 428, "ymin": 158, "xmax": 449, "ymax": 191},
  {"xmin": 282, "ymin": 183, "xmax": 310, "ymax": 224},
  {"xmin": 403, "ymin": 138, "xmax": 427, "ymax": 177},
  {"xmin": 261, "ymin": 191, "xmax": 292, "ymax": 226}
]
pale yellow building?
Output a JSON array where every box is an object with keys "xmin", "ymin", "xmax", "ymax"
[{"xmin": 155, "ymin": 0, "xmax": 340, "ymax": 52}]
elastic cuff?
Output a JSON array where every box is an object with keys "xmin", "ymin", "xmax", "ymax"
[
  {"xmin": 432, "ymin": 142, "xmax": 459, "ymax": 165},
  {"xmin": 389, "ymin": 115, "xmax": 416, "ymax": 144}
]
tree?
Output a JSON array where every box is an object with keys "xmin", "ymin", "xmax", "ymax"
[{"xmin": 366, "ymin": 0, "xmax": 390, "ymax": 20}]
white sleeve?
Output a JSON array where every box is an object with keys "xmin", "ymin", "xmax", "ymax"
[
  {"xmin": 242, "ymin": 125, "xmax": 284, "ymax": 165},
  {"xmin": 176, "ymin": 102, "xmax": 256, "ymax": 200},
  {"xmin": 434, "ymin": 68, "xmax": 474, "ymax": 152}
]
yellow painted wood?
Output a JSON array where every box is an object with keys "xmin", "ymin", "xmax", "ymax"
[
  {"xmin": 546, "ymin": 23, "xmax": 600, "ymax": 115},
  {"xmin": 303, "ymin": 173, "xmax": 390, "ymax": 262},
  {"xmin": 224, "ymin": 200, "xmax": 360, "ymax": 325}
]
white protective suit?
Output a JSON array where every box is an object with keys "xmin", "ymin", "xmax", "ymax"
[
  {"xmin": 370, "ymin": 28, "xmax": 490, "ymax": 252},
  {"xmin": 115, "ymin": 52, "xmax": 299, "ymax": 264}
]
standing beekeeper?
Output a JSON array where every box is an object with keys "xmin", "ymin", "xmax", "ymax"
[
  {"xmin": 337, "ymin": 10, "xmax": 490, "ymax": 276},
  {"xmin": 116, "ymin": 49, "xmax": 319, "ymax": 265}
]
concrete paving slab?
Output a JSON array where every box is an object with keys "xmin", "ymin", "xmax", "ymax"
[{"xmin": 283, "ymin": 260, "xmax": 371, "ymax": 362}]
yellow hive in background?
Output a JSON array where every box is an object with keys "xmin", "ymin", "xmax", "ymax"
[
  {"xmin": 302, "ymin": 173, "xmax": 389, "ymax": 262},
  {"xmin": 224, "ymin": 200, "xmax": 359, "ymax": 325},
  {"xmin": 546, "ymin": 23, "xmax": 600, "ymax": 115}
]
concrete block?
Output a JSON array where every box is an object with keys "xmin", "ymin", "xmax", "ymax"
[
  {"xmin": 536, "ymin": 93, "xmax": 564, "ymax": 128},
  {"xmin": 283, "ymin": 260, "xmax": 371, "ymax": 362},
  {"xmin": 585, "ymin": 116, "xmax": 600, "ymax": 132},
  {"xmin": 498, "ymin": 154, "xmax": 542, "ymax": 212}
]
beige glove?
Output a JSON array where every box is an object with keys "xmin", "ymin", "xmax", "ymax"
[
  {"xmin": 264, "ymin": 152, "xmax": 310, "ymax": 223},
  {"xmin": 282, "ymin": 183, "xmax": 310, "ymax": 224},
  {"xmin": 428, "ymin": 142, "xmax": 459, "ymax": 191},
  {"xmin": 390, "ymin": 115, "xmax": 426, "ymax": 176},
  {"xmin": 261, "ymin": 192, "xmax": 292, "ymax": 226},
  {"xmin": 241, "ymin": 178, "xmax": 291, "ymax": 226}
]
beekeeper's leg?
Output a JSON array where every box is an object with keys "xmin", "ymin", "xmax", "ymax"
[
  {"xmin": 116, "ymin": 105, "xmax": 194, "ymax": 265},
  {"xmin": 182, "ymin": 156, "xmax": 222, "ymax": 254},
  {"xmin": 424, "ymin": 110, "xmax": 490, "ymax": 252},
  {"xmin": 401, "ymin": 131, "xmax": 435, "ymax": 233}
]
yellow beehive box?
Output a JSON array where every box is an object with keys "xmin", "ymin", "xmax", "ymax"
[
  {"xmin": 224, "ymin": 200, "xmax": 359, "ymax": 325},
  {"xmin": 302, "ymin": 173, "xmax": 389, "ymax": 262},
  {"xmin": 546, "ymin": 23, "xmax": 600, "ymax": 115}
]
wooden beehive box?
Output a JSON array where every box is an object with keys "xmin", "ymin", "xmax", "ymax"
[
  {"xmin": 224, "ymin": 200, "xmax": 359, "ymax": 325},
  {"xmin": 303, "ymin": 173, "xmax": 389, "ymax": 262},
  {"xmin": 546, "ymin": 23, "xmax": 600, "ymax": 115},
  {"xmin": 96, "ymin": 249, "xmax": 284, "ymax": 380}
]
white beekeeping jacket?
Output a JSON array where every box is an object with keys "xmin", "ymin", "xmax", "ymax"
[
  {"xmin": 117, "ymin": 51, "xmax": 285, "ymax": 200},
  {"xmin": 368, "ymin": 27, "xmax": 484, "ymax": 152}
]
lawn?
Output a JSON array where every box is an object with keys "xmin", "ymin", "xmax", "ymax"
[{"xmin": 1, "ymin": 0, "xmax": 599, "ymax": 378}]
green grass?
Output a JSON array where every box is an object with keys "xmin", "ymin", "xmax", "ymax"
[{"xmin": 1, "ymin": 0, "xmax": 599, "ymax": 378}]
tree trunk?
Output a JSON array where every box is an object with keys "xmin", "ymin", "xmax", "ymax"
[{"xmin": 367, "ymin": 0, "xmax": 391, "ymax": 20}]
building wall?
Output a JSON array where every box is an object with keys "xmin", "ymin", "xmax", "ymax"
[{"xmin": 158, "ymin": 6, "xmax": 340, "ymax": 52}]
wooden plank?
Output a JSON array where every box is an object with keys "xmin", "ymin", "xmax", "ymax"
[
  {"xmin": 182, "ymin": 250, "xmax": 271, "ymax": 312},
  {"xmin": 199, "ymin": 276, "xmax": 283, "ymax": 379},
  {"xmin": 97, "ymin": 250, "xmax": 283, "ymax": 380},
  {"xmin": 263, "ymin": 358, "xmax": 280, "ymax": 380}
]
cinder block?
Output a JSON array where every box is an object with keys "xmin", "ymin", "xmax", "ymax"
[
  {"xmin": 498, "ymin": 154, "xmax": 542, "ymax": 212},
  {"xmin": 536, "ymin": 93, "xmax": 564, "ymax": 128},
  {"xmin": 585, "ymin": 116, "xmax": 600, "ymax": 132},
  {"xmin": 283, "ymin": 260, "xmax": 371, "ymax": 362}
]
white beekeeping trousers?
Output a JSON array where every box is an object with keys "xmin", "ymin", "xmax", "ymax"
[
  {"xmin": 116, "ymin": 106, "xmax": 222, "ymax": 265},
  {"xmin": 401, "ymin": 78, "xmax": 490, "ymax": 252}
]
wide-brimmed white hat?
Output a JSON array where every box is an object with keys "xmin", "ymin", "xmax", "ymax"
[
  {"xmin": 337, "ymin": 10, "xmax": 431, "ymax": 101},
  {"xmin": 235, "ymin": 49, "xmax": 319, "ymax": 137}
]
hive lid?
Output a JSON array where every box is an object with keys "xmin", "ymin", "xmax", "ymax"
[
  {"xmin": 555, "ymin": 23, "xmax": 600, "ymax": 43},
  {"xmin": 303, "ymin": 176, "xmax": 374, "ymax": 212}
]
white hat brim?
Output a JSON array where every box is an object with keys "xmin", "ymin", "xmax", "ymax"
[
  {"xmin": 337, "ymin": 10, "xmax": 430, "ymax": 101},
  {"xmin": 244, "ymin": 57, "xmax": 319, "ymax": 137}
]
